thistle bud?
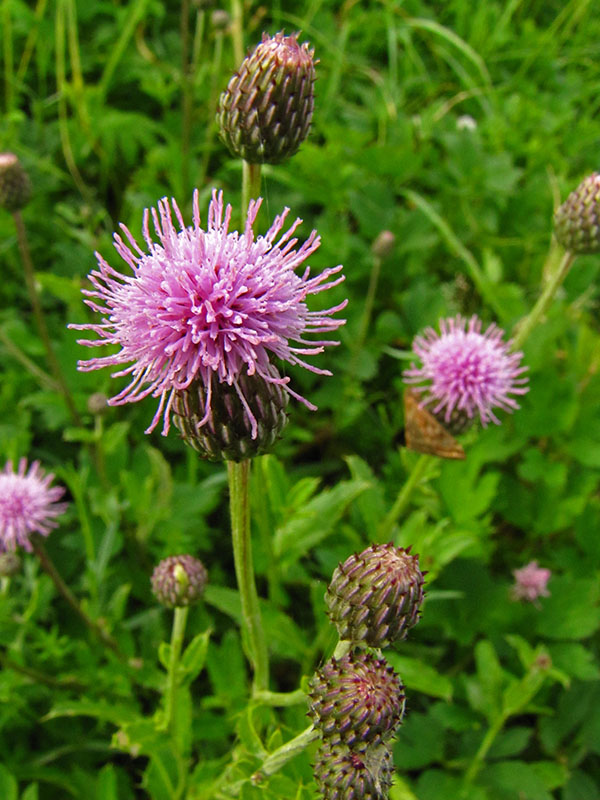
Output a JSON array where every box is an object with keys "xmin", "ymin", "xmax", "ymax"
[
  {"xmin": 371, "ymin": 231, "xmax": 395, "ymax": 260},
  {"xmin": 308, "ymin": 652, "xmax": 405, "ymax": 747},
  {"xmin": 151, "ymin": 555, "xmax": 208, "ymax": 608},
  {"xmin": 172, "ymin": 370, "xmax": 288, "ymax": 462},
  {"xmin": 554, "ymin": 172, "xmax": 600, "ymax": 254},
  {"xmin": 0, "ymin": 153, "xmax": 32, "ymax": 212},
  {"xmin": 217, "ymin": 32, "xmax": 315, "ymax": 164},
  {"xmin": 0, "ymin": 552, "xmax": 21, "ymax": 577},
  {"xmin": 326, "ymin": 544, "xmax": 425, "ymax": 649},
  {"xmin": 313, "ymin": 741, "xmax": 394, "ymax": 800}
]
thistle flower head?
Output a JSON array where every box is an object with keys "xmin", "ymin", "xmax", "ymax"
[
  {"xmin": 313, "ymin": 741, "xmax": 394, "ymax": 800},
  {"xmin": 0, "ymin": 459, "xmax": 68, "ymax": 553},
  {"xmin": 326, "ymin": 544, "xmax": 425, "ymax": 648},
  {"xmin": 511, "ymin": 561, "xmax": 551, "ymax": 604},
  {"xmin": 403, "ymin": 314, "xmax": 529, "ymax": 427},
  {"xmin": 151, "ymin": 554, "xmax": 208, "ymax": 608},
  {"xmin": 217, "ymin": 31, "xmax": 315, "ymax": 164},
  {"xmin": 0, "ymin": 152, "xmax": 32, "ymax": 212},
  {"xmin": 308, "ymin": 652, "xmax": 405, "ymax": 747},
  {"xmin": 554, "ymin": 172, "xmax": 600, "ymax": 254},
  {"xmin": 71, "ymin": 190, "xmax": 346, "ymax": 440}
]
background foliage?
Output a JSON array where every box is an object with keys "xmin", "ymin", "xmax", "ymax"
[{"xmin": 1, "ymin": 0, "xmax": 599, "ymax": 798}]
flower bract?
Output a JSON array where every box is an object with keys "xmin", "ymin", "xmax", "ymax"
[{"xmin": 72, "ymin": 190, "xmax": 346, "ymax": 438}]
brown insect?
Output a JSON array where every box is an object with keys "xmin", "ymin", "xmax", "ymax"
[{"xmin": 403, "ymin": 388, "xmax": 465, "ymax": 460}]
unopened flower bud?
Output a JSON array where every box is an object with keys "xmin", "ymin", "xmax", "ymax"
[
  {"xmin": 217, "ymin": 32, "xmax": 315, "ymax": 164},
  {"xmin": 554, "ymin": 172, "xmax": 600, "ymax": 254},
  {"xmin": 313, "ymin": 740, "xmax": 394, "ymax": 800},
  {"xmin": 326, "ymin": 544, "xmax": 425, "ymax": 648},
  {"xmin": 87, "ymin": 392, "xmax": 108, "ymax": 415},
  {"xmin": 172, "ymin": 370, "xmax": 288, "ymax": 462},
  {"xmin": 308, "ymin": 652, "xmax": 405, "ymax": 747},
  {"xmin": 211, "ymin": 9, "xmax": 230, "ymax": 29},
  {"xmin": 151, "ymin": 555, "xmax": 208, "ymax": 608},
  {"xmin": 0, "ymin": 552, "xmax": 21, "ymax": 577},
  {"xmin": 371, "ymin": 231, "xmax": 395, "ymax": 260},
  {"xmin": 0, "ymin": 153, "xmax": 32, "ymax": 212}
]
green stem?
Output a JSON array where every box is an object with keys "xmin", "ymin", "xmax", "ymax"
[
  {"xmin": 460, "ymin": 714, "xmax": 506, "ymax": 795},
  {"xmin": 347, "ymin": 254, "xmax": 382, "ymax": 386},
  {"xmin": 253, "ymin": 688, "xmax": 307, "ymax": 707},
  {"xmin": 511, "ymin": 249, "xmax": 575, "ymax": 351},
  {"xmin": 378, "ymin": 453, "xmax": 431, "ymax": 540},
  {"xmin": 227, "ymin": 460, "xmax": 269, "ymax": 692},
  {"xmin": 164, "ymin": 606, "xmax": 189, "ymax": 733},
  {"xmin": 32, "ymin": 536, "xmax": 122, "ymax": 657},
  {"xmin": 180, "ymin": 0, "xmax": 192, "ymax": 200},
  {"xmin": 229, "ymin": 0, "xmax": 243, "ymax": 66},
  {"xmin": 13, "ymin": 210, "xmax": 81, "ymax": 425},
  {"xmin": 242, "ymin": 160, "xmax": 262, "ymax": 216}
]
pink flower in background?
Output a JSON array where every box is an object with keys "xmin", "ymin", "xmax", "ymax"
[
  {"xmin": 72, "ymin": 190, "xmax": 346, "ymax": 436},
  {"xmin": 403, "ymin": 314, "xmax": 529, "ymax": 426},
  {"xmin": 512, "ymin": 561, "xmax": 551, "ymax": 604},
  {"xmin": 0, "ymin": 459, "xmax": 68, "ymax": 552}
]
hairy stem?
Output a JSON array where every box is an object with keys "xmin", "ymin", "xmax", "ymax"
[
  {"xmin": 32, "ymin": 537, "xmax": 121, "ymax": 657},
  {"xmin": 242, "ymin": 160, "xmax": 262, "ymax": 217},
  {"xmin": 13, "ymin": 210, "xmax": 81, "ymax": 425},
  {"xmin": 378, "ymin": 453, "xmax": 431, "ymax": 540},
  {"xmin": 164, "ymin": 606, "xmax": 189, "ymax": 733},
  {"xmin": 227, "ymin": 459, "xmax": 269, "ymax": 692},
  {"xmin": 512, "ymin": 249, "xmax": 575, "ymax": 350}
]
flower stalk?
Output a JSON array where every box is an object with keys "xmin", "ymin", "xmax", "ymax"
[
  {"xmin": 31, "ymin": 536, "xmax": 121, "ymax": 657},
  {"xmin": 511, "ymin": 249, "xmax": 575, "ymax": 350},
  {"xmin": 13, "ymin": 210, "xmax": 81, "ymax": 425},
  {"xmin": 227, "ymin": 459, "xmax": 269, "ymax": 692},
  {"xmin": 378, "ymin": 453, "xmax": 431, "ymax": 538},
  {"xmin": 164, "ymin": 605, "xmax": 189, "ymax": 733}
]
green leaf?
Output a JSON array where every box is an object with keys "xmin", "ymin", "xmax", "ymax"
[
  {"xmin": 0, "ymin": 765, "xmax": 18, "ymax": 800},
  {"xmin": 180, "ymin": 630, "xmax": 211, "ymax": 682},
  {"xmin": 386, "ymin": 654, "xmax": 453, "ymax": 701},
  {"xmin": 95, "ymin": 765, "xmax": 118, "ymax": 800},
  {"xmin": 273, "ymin": 479, "xmax": 369, "ymax": 566},
  {"xmin": 534, "ymin": 576, "xmax": 600, "ymax": 640},
  {"xmin": 21, "ymin": 785, "xmax": 39, "ymax": 800},
  {"xmin": 43, "ymin": 700, "xmax": 139, "ymax": 726},
  {"xmin": 480, "ymin": 760, "xmax": 553, "ymax": 800}
]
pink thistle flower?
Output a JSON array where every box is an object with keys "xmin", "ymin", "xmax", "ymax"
[
  {"xmin": 403, "ymin": 314, "xmax": 529, "ymax": 426},
  {"xmin": 0, "ymin": 459, "xmax": 68, "ymax": 553},
  {"xmin": 71, "ymin": 190, "xmax": 346, "ymax": 437},
  {"xmin": 511, "ymin": 561, "xmax": 551, "ymax": 604}
]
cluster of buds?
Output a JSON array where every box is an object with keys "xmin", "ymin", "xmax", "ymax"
[
  {"xmin": 217, "ymin": 32, "xmax": 315, "ymax": 164},
  {"xmin": 151, "ymin": 555, "xmax": 208, "ymax": 608},
  {"xmin": 554, "ymin": 172, "xmax": 600, "ymax": 254},
  {"xmin": 310, "ymin": 544, "xmax": 425, "ymax": 799}
]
